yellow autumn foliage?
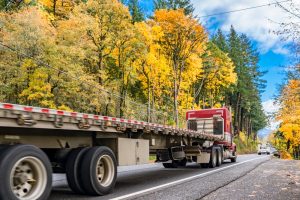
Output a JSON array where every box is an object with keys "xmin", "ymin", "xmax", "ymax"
[
  {"xmin": 0, "ymin": 2, "xmax": 239, "ymax": 125},
  {"xmin": 276, "ymin": 79, "xmax": 300, "ymax": 155}
]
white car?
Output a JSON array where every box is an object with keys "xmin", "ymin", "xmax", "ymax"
[{"xmin": 258, "ymin": 146, "xmax": 270, "ymax": 155}]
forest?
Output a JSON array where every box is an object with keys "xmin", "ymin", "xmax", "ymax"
[
  {"xmin": 268, "ymin": 1, "xmax": 300, "ymax": 159},
  {"xmin": 0, "ymin": 0, "xmax": 267, "ymax": 139}
]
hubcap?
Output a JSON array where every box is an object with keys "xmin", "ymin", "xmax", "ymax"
[
  {"xmin": 96, "ymin": 155, "xmax": 114, "ymax": 187},
  {"xmin": 10, "ymin": 156, "xmax": 47, "ymax": 200}
]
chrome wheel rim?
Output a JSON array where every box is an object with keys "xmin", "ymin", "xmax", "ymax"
[
  {"xmin": 96, "ymin": 155, "xmax": 114, "ymax": 187},
  {"xmin": 10, "ymin": 156, "xmax": 47, "ymax": 200}
]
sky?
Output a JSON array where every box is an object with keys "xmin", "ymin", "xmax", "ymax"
[
  {"xmin": 190, "ymin": 0, "xmax": 299, "ymax": 136},
  {"xmin": 191, "ymin": 0, "xmax": 295, "ymax": 102},
  {"xmin": 139, "ymin": 0, "xmax": 299, "ymax": 136}
]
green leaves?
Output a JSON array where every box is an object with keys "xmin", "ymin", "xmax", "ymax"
[
  {"xmin": 154, "ymin": 0, "xmax": 194, "ymax": 15},
  {"xmin": 213, "ymin": 27, "xmax": 267, "ymax": 137}
]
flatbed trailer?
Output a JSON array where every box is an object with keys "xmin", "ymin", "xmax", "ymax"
[{"xmin": 0, "ymin": 103, "xmax": 236, "ymax": 200}]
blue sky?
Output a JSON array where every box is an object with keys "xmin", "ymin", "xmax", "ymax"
[
  {"xmin": 138, "ymin": 0, "xmax": 293, "ymax": 103},
  {"xmin": 259, "ymin": 51, "xmax": 288, "ymax": 101}
]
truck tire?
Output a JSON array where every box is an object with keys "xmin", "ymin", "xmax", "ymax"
[
  {"xmin": 0, "ymin": 145, "xmax": 9, "ymax": 157},
  {"xmin": 230, "ymin": 151, "xmax": 237, "ymax": 162},
  {"xmin": 66, "ymin": 147, "xmax": 90, "ymax": 194},
  {"xmin": 80, "ymin": 146, "xmax": 117, "ymax": 195},
  {"xmin": 178, "ymin": 158, "xmax": 187, "ymax": 167},
  {"xmin": 209, "ymin": 148, "xmax": 217, "ymax": 168},
  {"xmin": 0, "ymin": 144, "xmax": 52, "ymax": 200},
  {"xmin": 216, "ymin": 148, "xmax": 222, "ymax": 167}
]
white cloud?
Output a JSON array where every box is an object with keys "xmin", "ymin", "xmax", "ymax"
[
  {"xmin": 262, "ymin": 99, "xmax": 280, "ymax": 113},
  {"xmin": 262, "ymin": 99, "xmax": 281, "ymax": 130},
  {"xmin": 192, "ymin": 0, "xmax": 299, "ymax": 55}
]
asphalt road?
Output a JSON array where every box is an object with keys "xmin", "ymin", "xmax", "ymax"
[
  {"xmin": 202, "ymin": 158, "xmax": 300, "ymax": 200},
  {"xmin": 50, "ymin": 154, "xmax": 270, "ymax": 200}
]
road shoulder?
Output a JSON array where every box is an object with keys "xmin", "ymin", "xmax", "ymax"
[{"xmin": 203, "ymin": 158, "xmax": 300, "ymax": 200}]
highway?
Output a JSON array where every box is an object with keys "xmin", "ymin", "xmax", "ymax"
[{"xmin": 50, "ymin": 154, "xmax": 270, "ymax": 199}]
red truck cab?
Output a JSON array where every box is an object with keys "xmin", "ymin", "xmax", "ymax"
[{"xmin": 186, "ymin": 107, "xmax": 236, "ymax": 156}]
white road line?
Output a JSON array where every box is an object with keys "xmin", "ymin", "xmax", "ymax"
[{"xmin": 111, "ymin": 156, "xmax": 269, "ymax": 200}]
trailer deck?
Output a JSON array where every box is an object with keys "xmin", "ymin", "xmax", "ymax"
[{"xmin": 0, "ymin": 103, "xmax": 221, "ymax": 141}]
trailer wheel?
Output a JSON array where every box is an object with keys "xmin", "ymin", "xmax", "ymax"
[
  {"xmin": 216, "ymin": 148, "xmax": 222, "ymax": 167},
  {"xmin": 66, "ymin": 147, "xmax": 90, "ymax": 194},
  {"xmin": 0, "ymin": 145, "xmax": 52, "ymax": 200},
  {"xmin": 80, "ymin": 146, "xmax": 117, "ymax": 195},
  {"xmin": 209, "ymin": 148, "xmax": 217, "ymax": 168},
  {"xmin": 0, "ymin": 145, "xmax": 9, "ymax": 157}
]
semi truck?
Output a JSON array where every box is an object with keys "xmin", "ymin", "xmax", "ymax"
[{"xmin": 0, "ymin": 103, "xmax": 237, "ymax": 200}]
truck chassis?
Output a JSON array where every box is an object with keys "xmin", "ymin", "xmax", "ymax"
[{"xmin": 0, "ymin": 103, "xmax": 236, "ymax": 199}]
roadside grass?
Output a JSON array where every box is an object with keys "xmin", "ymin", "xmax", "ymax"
[
  {"xmin": 149, "ymin": 155, "xmax": 156, "ymax": 163},
  {"xmin": 234, "ymin": 132, "xmax": 258, "ymax": 154}
]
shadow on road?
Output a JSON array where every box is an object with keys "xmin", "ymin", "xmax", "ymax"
[{"xmin": 50, "ymin": 160, "xmax": 235, "ymax": 199}]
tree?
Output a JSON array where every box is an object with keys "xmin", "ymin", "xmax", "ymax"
[
  {"xmin": 194, "ymin": 42, "xmax": 236, "ymax": 108},
  {"xmin": 212, "ymin": 27, "xmax": 267, "ymax": 138},
  {"xmin": 152, "ymin": 9, "xmax": 207, "ymax": 125},
  {"xmin": 212, "ymin": 29, "xmax": 228, "ymax": 52},
  {"xmin": 276, "ymin": 76, "xmax": 300, "ymax": 159},
  {"xmin": 57, "ymin": 0, "xmax": 146, "ymax": 117},
  {"xmin": 127, "ymin": 0, "xmax": 144, "ymax": 23},
  {"xmin": 135, "ymin": 22, "xmax": 171, "ymax": 122},
  {"xmin": 58, "ymin": 0, "xmax": 131, "ymax": 85},
  {"xmin": 26, "ymin": 0, "xmax": 75, "ymax": 17},
  {"xmin": 154, "ymin": 0, "xmax": 194, "ymax": 15},
  {"xmin": 0, "ymin": 7, "xmax": 95, "ymax": 111}
]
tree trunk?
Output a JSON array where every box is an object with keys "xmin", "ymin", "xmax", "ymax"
[
  {"xmin": 239, "ymin": 107, "xmax": 245, "ymax": 132},
  {"xmin": 173, "ymin": 78, "xmax": 179, "ymax": 126},
  {"xmin": 98, "ymin": 52, "xmax": 103, "ymax": 85},
  {"xmin": 287, "ymin": 139, "xmax": 290, "ymax": 151},
  {"xmin": 152, "ymin": 85, "xmax": 155, "ymax": 123},
  {"xmin": 147, "ymin": 77, "xmax": 150, "ymax": 122},
  {"xmin": 53, "ymin": 0, "xmax": 57, "ymax": 16},
  {"xmin": 234, "ymin": 92, "xmax": 241, "ymax": 136}
]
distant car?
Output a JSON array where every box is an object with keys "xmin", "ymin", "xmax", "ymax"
[
  {"xmin": 258, "ymin": 146, "xmax": 270, "ymax": 155},
  {"xmin": 272, "ymin": 150, "xmax": 280, "ymax": 158}
]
